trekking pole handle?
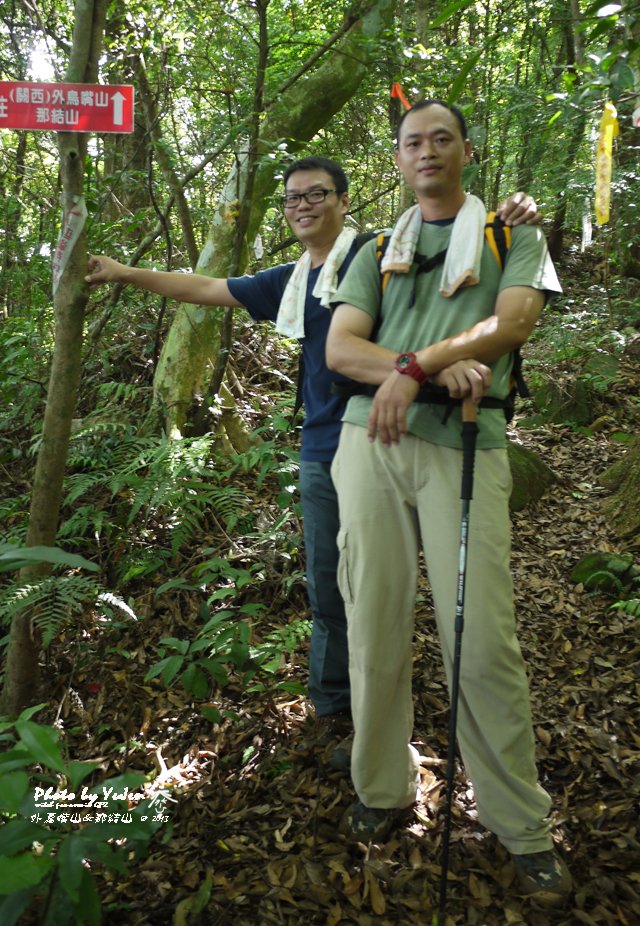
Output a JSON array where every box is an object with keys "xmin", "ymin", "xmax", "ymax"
[
  {"xmin": 460, "ymin": 398, "xmax": 479, "ymax": 502},
  {"xmin": 462, "ymin": 396, "xmax": 478, "ymax": 424}
]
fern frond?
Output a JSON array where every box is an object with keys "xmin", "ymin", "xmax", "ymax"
[
  {"xmin": 64, "ymin": 474, "xmax": 109, "ymax": 506},
  {"xmin": 0, "ymin": 575, "xmax": 101, "ymax": 647},
  {"xmin": 97, "ymin": 592, "xmax": 139, "ymax": 621},
  {"xmin": 57, "ymin": 505, "xmax": 109, "ymax": 543},
  {"xmin": 0, "ymin": 494, "xmax": 29, "ymax": 545},
  {"xmin": 611, "ymin": 598, "xmax": 640, "ymax": 618}
]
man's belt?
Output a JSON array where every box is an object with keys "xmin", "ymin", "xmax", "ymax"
[{"xmin": 332, "ymin": 380, "xmax": 509, "ymax": 412}]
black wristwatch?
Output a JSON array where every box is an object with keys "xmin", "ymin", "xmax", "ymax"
[{"xmin": 394, "ymin": 352, "xmax": 428, "ymax": 385}]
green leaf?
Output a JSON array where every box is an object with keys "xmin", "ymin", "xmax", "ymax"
[
  {"xmin": 447, "ymin": 50, "xmax": 481, "ymax": 104},
  {"xmin": 0, "ymin": 748, "xmax": 37, "ymax": 775},
  {"xmin": 0, "ymin": 771, "xmax": 30, "ymax": 813},
  {"xmin": 0, "ymin": 853, "xmax": 54, "ymax": 894},
  {"xmin": 14, "ymin": 721, "xmax": 67, "ymax": 773},
  {"xmin": 0, "ymin": 544, "xmax": 98, "ymax": 573},
  {"xmin": 173, "ymin": 873, "xmax": 213, "ymax": 920},
  {"xmin": 0, "ymin": 820, "xmax": 47, "ymax": 856},
  {"xmin": 182, "ymin": 664, "xmax": 209, "ymax": 699},
  {"xmin": 17, "ymin": 704, "xmax": 49, "ymax": 723},
  {"xmin": 0, "ymin": 886, "xmax": 40, "ymax": 926},
  {"xmin": 429, "ymin": 0, "xmax": 475, "ymax": 29},
  {"xmin": 274, "ymin": 680, "xmax": 306, "ymax": 695},
  {"xmin": 145, "ymin": 653, "xmax": 185, "ymax": 683},
  {"xmin": 161, "ymin": 655, "xmax": 185, "ymax": 686},
  {"xmin": 155, "ymin": 577, "xmax": 195, "ymax": 594},
  {"xmin": 66, "ymin": 760, "xmax": 102, "ymax": 792},
  {"xmin": 57, "ymin": 834, "xmax": 86, "ymax": 903},
  {"xmin": 76, "ymin": 868, "xmax": 102, "ymax": 926},
  {"xmin": 158, "ymin": 637, "xmax": 190, "ymax": 654}
]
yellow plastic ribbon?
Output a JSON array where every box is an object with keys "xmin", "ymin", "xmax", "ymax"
[{"xmin": 595, "ymin": 101, "xmax": 619, "ymax": 226}]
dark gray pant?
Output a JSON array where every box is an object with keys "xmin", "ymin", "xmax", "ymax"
[{"xmin": 300, "ymin": 460, "xmax": 350, "ymax": 717}]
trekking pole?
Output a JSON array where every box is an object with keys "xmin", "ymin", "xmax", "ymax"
[{"xmin": 436, "ymin": 397, "xmax": 479, "ymax": 926}]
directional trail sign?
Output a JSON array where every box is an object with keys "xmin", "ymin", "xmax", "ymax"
[{"xmin": 0, "ymin": 81, "xmax": 134, "ymax": 133}]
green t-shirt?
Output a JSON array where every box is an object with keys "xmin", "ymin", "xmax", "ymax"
[{"xmin": 332, "ymin": 221, "xmax": 562, "ymax": 449}]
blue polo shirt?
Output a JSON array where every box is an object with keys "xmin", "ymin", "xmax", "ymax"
[{"xmin": 227, "ymin": 245, "xmax": 357, "ymax": 462}]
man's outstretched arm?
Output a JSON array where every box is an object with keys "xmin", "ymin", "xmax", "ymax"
[{"xmin": 85, "ymin": 256, "xmax": 243, "ymax": 308}]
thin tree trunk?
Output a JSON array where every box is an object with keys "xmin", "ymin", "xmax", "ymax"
[
  {"xmin": 0, "ymin": 0, "xmax": 108, "ymax": 717},
  {"xmin": 1, "ymin": 134, "xmax": 28, "ymax": 316},
  {"xmin": 547, "ymin": 0, "xmax": 587, "ymax": 261},
  {"xmin": 137, "ymin": 56, "xmax": 200, "ymax": 271}
]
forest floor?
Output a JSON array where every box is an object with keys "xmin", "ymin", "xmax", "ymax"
[{"xmin": 19, "ymin": 252, "xmax": 640, "ymax": 925}]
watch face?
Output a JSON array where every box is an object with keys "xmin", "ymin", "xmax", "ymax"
[{"xmin": 397, "ymin": 353, "xmax": 412, "ymax": 369}]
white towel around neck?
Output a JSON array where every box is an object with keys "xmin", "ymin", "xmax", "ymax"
[
  {"xmin": 380, "ymin": 194, "xmax": 488, "ymax": 297},
  {"xmin": 275, "ymin": 227, "xmax": 357, "ymax": 338}
]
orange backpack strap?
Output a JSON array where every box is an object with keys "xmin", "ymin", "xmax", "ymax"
[
  {"xmin": 375, "ymin": 231, "xmax": 392, "ymax": 293},
  {"xmin": 484, "ymin": 211, "xmax": 511, "ymax": 269}
]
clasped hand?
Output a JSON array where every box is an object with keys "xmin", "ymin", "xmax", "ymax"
[{"xmin": 367, "ymin": 359, "xmax": 492, "ymax": 446}]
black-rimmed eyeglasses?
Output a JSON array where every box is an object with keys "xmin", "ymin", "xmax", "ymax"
[{"xmin": 281, "ymin": 188, "xmax": 340, "ymax": 209}]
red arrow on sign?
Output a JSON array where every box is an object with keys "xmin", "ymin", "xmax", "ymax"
[{"xmin": 0, "ymin": 81, "xmax": 135, "ymax": 133}]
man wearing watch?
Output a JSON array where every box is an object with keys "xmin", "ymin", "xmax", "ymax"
[
  {"xmin": 326, "ymin": 101, "xmax": 571, "ymax": 904},
  {"xmin": 86, "ymin": 154, "xmax": 542, "ymax": 765},
  {"xmin": 394, "ymin": 351, "xmax": 428, "ymax": 383}
]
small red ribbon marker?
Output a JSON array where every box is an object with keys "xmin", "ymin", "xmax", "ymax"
[{"xmin": 391, "ymin": 82, "xmax": 411, "ymax": 110}]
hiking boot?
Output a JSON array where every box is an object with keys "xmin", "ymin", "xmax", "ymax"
[
  {"xmin": 345, "ymin": 799, "xmax": 413, "ymax": 843},
  {"xmin": 512, "ymin": 848, "xmax": 572, "ymax": 906},
  {"xmin": 328, "ymin": 733, "xmax": 352, "ymax": 773},
  {"xmin": 294, "ymin": 710, "xmax": 352, "ymax": 766},
  {"xmin": 313, "ymin": 710, "xmax": 352, "ymax": 745}
]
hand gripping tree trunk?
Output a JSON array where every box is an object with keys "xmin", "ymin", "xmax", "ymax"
[
  {"xmin": 149, "ymin": 0, "xmax": 395, "ymax": 439},
  {"xmin": 0, "ymin": 0, "xmax": 108, "ymax": 717}
]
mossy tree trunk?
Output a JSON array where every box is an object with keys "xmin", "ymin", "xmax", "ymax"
[
  {"xmin": 149, "ymin": 0, "xmax": 395, "ymax": 439},
  {"xmin": 600, "ymin": 438, "xmax": 640, "ymax": 539}
]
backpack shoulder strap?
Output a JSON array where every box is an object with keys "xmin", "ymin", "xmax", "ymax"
[
  {"xmin": 484, "ymin": 211, "xmax": 511, "ymax": 269},
  {"xmin": 373, "ymin": 231, "xmax": 392, "ymax": 293},
  {"xmin": 484, "ymin": 214, "xmax": 531, "ymax": 406},
  {"xmin": 292, "ymin": 233, "xmax": 374, "ymax": 419}
]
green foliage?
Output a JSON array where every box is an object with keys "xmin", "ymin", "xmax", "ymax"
[
  {"xmin": 611, "ymin": 598, "xmax": 640, "ymax": 618},
  {"xmin": 0, "ymin": 710, "xmax": 166, "ymax": 926},
  {"xmin": 0, "ymin": 575, "xmax": 102, "ymax": 648},
  {"xmin": 0, "ymin": 545, "xmax": 106, "ymax": 650},
  {"xmin": 145, "ymin": 596, "xmax": 308, "ymax": 711},
  {"xmin": 58, "ymin": 428, "xmax": 253, "ymax": 581},
  {"xmin": 571, "ymin": 552, "xmax": 640, "ymax": 622},
  {"xmin": 0, "ymin": 545, "xmax": 98, "ymax": 575},
  {"xmin": 525, "ymin": 302, "xmax": 629, "ymax": 395}
]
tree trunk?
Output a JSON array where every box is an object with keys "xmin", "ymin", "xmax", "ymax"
[
  {"xmin": 600, "ymin": 439, "xmax": 640, "ymax": 540},
  {"xmin": 1, "ymin": 134, "xmax": 28, "ymax": 317},
  {"xmin": 0, "ymin": 0, "xmax": 108, "ymax": 717},
  {"xmin": 137, "ymin": 55, "xmax": 200, "ymax": 271},
  {"xmin": 547, "ymin": 0, "xmax": 588, "ymax": 261},
  {"xmin": 150, "ymin": 0, "xmax": 395, "ymax": 439}
]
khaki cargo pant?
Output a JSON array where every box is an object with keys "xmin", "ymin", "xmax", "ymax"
[{"xmin": 331, "ymin": 423, "xmax": 553, "ymax": 854}]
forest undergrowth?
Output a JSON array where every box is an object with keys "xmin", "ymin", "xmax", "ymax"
[{"xmin": 2, "ymin": 244, "xmax": 639, "ymax": 926}]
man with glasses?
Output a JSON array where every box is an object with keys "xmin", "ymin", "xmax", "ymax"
[{"xmin": 86, "ymin": 155, "xmax": 539, "ymax": 749}]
